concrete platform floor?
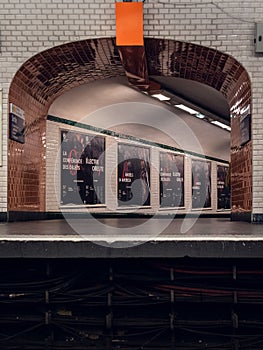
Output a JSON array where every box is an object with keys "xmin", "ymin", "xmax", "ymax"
[
  {"xmin": 0, "ymin": 216, "xmax": 262, "ymax": 239},
  {"xmin": 0, "ymin": 217, "xmax": 262, "ymax": 258}
]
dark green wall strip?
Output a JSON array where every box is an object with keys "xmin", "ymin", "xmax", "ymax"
[{"xmin": 47, "ymin": 114, "xmax": 229, "ymax": 165}]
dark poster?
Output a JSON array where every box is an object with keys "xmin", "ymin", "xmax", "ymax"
[
  {"xmin": 118, "ymin": 143, "xmax": 150, "ymax": 206},
  {"xmin": 192, "ymin": 160, "xmax": 211, "ymax": 209},
  {"xmin": 160, "ymin": 152, "xmax": 184, "ymax": 208},
  {"xmin": 217, "ymin": 165, "xmax": 230, "ymax": 210},
  {"xmin": 61, "ymin": 131, "xmax": 105, "ymax": 205}
]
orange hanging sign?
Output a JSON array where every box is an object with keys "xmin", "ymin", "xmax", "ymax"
[{"xmin": 115, "ymin": 2, "xmax": 144, "ymax": 46}]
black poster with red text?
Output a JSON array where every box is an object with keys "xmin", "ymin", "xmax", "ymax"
[
  {"xmin": 160, "ymin": 152, "xmax": 184, "ymax": 208},
  {"xmin": 61, "ymin": 131, "xmax": 105, "ymax": 205},
  {"xmin": 192, "ymin": 160, "xmax": 211, "ymax": 209},
  {"xmin": 217, "ymin": 165, "xmax": 230, "ymax": 210},
  {"xmin": 118, "ymin": 143, "xmax": 150, "ymax": 206}
]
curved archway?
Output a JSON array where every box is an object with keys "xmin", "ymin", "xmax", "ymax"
[
  {"xmin": 144, "ymin": 39, "xmax": 252, "ymax": 220},
  {"xmin": 8, "ymin": 38, "xmax": 251, "ymax": 219},
  {"xmin": 8, "ymin": 38, "xmax": 124, "ymax": 213}
]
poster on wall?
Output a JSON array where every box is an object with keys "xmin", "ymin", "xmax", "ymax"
[
  {"xmin": 217, "ymin": 165, "xmax": 230, "ymax": 210},
  {"xmin": 160, "ymin": 152, "xmax": 184, "ymax": 208},
  {"xmin": 192, "ymin": 159, "xmax": 211, "ymax": 209},
  {"xmin": 9, "ymin": 103, "xmax": 25, "ymax": 144},
  {"xmin": 61, "ymin": 130, "xmax": 105, "ymax": 205},
  {"xmin": 118, "ymin": 143, "xmax": 150, "ymax": 206}
]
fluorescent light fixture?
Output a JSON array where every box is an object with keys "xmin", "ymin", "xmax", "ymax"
[
  {"xmin": 175, "ymin": 104, "xmax": 198, "ymax": 114},
  {"xmin": 195, "ymin": 113, "xmax": 205, "ymax": 119},
  {"xmin": 211, "ymin": 120, "xmax": 231, "ymax": 131},
  {"xmin": 152, "ymin": 93, "xmax": 171, "ymax": 101}
]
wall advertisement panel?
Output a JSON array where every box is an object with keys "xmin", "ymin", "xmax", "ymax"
[
  {"xmin": 61, "ymin": 130, "xmax": 105, "ymax": 205},
  {"xmin": 192, "ymin": 159, "xmax": 211, "ymax": 209},
  {"xmin": 118, "ymin": 143, "xmax": 150, "ymax": 206},
  {"xmin": 217, "ymin": 165, "xmax": 230, "ymax": 210},
  {"xmin": 160, "ymin": 152, "xmax": 184, "ymax": 208}
]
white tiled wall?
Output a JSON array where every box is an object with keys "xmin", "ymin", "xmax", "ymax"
[
  {"xmin": 46, "ymin": 120, "xmax": 229, "ymax": 215},
  {"xmin": 0, "ymin": 0, "xmax": 262, "ymax": 213}
]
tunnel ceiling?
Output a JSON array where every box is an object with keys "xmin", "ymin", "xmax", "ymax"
[
  {"xmin": 12, "ymin": 37, "xmax": 250, "ymax": 122},
  {"xmin": 150, "ymin": 76, "xmax": 230, "ymax": 121},
  {"xmin": 13, "ymin": 38, "xmax": 125, "ymax": 105},
  {"xmin": 144, "ymin": 38, "xmax": 250, "ymax": 119}
]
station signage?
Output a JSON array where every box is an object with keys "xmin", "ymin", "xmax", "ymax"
[
  {"xmin": 9, "ymin": 103, "xmax": 25, "ymax": 144},
  {"xmin": 240, "ymin": 105, "xmax": 251, "ymax": 146},
  {"xmin": 240, "ymin": 113, "xmax": 251, "ymax": 146}
]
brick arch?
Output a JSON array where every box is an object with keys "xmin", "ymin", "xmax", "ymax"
[
  {"xmin": 145, "ymin": 39, "xmax": 251, "ymax": 104},
  {"xmin": 144, "ymin": 38, "xmax": 252, "ymax": 217},
  {"xmin": 8, "ymin": 38, "xmax": 252, "ymax": 218},
  {"xmin": 8, "ymin": 38, "xmax": 124, "ymax": 213}
]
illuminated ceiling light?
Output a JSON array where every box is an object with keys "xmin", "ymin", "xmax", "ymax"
[
  {"xmin": 175, "ymin": 104, "xmax": 198, "ymax": 114},
  {"xmin": 195, "ymin": 113, "xmax": 205, "ymax": 119},
  {"xmin": 211, "ymin": 120, "xmax": 231, "ymax": 131},
  {"xmin": 152, "ymin": 93, "xmax": 171, "ymax": 101}
]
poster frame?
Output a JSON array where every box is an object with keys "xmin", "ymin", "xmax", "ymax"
[
  {"xmin": 60, "ymin": 129, "xmax": 106, "ymax": 207},
  {"xmin": 191, "ymin": 158, "xmax": 212, "ymax": 210},
  {"xmin": 117, "ymin": 141, "xmax": 151, "ymax": 208},
  {"xmin": 217, "ymin": 163, "xmax": 231, "ymax": 211},
  {"xmin": 159, "ymin": 151, "xmax": 185, "ymax": 209}
]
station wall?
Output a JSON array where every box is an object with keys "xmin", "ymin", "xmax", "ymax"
[
  {"xmin": 45, "ymin": 78, "xmax": 230, "ymax": 216},
  {"xmin": 0, "ymin": 0, "xmax": 262, "ymax": 219},
  {"xmin": 46, "ymin": 117, "xmax": 229, "ymax": 216}
]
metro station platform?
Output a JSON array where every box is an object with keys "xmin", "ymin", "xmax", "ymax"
[{"xmin": 0, "ymin": 217, "xmax": 262, "ymax": 258}]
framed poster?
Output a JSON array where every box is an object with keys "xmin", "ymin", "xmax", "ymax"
[
  {"xmin": 160, "ymin": 152, "xmax": 184, "ymax": 208},
  {"xmin": 192, "ymin": 159, "xmax": 211, "ymax": 209},
  {"xmin": 118, "ymin": 143, "xmax": 150, "ymax": 206},
  {"xmin": 61, "ymin": 130, "xmax": 105, "ymax": 205},
  {"xmin": 217, "ymin": 165, "xmax": 230, "ymax": 210}
]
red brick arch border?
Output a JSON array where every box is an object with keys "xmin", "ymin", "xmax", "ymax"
[{"xmin": 8, "ymin": 38, "xmax": 252, "ymax": 219}]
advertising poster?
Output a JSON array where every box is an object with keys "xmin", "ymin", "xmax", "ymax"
[
  {"xmin": 61, "ymin": 130, "xmax": 105, "ymax": 205},
  {"xmin": 217, "ymin": 165, "xmax": 230, "ymax": 210},
  {"xmin": 118, "ymin": 143, "xmax": 150, "ymax": 206},
  {"xmin": 160, "ymin": 152, "xmax": 184, "ymax": 208},
  {"xmin": 192, "ymin": 160, "xmax": 211, "ymax": 209}
]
